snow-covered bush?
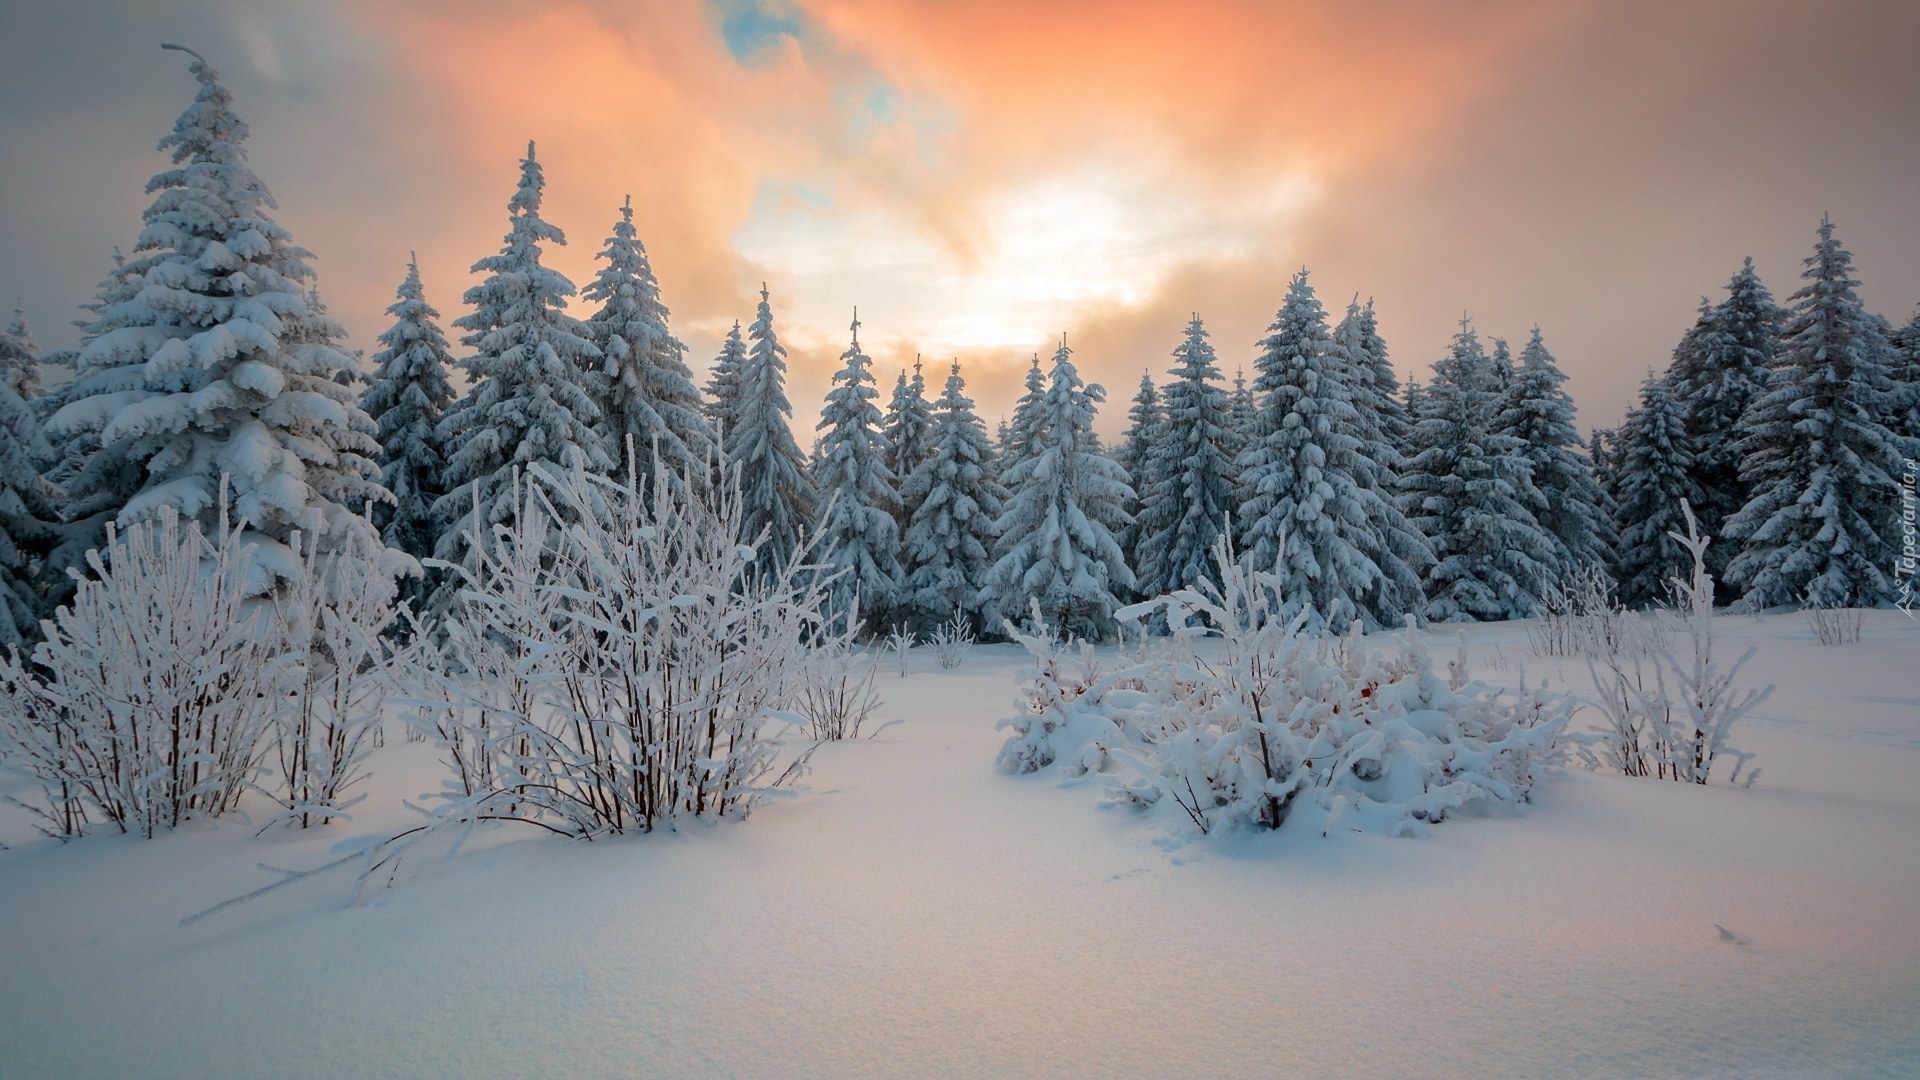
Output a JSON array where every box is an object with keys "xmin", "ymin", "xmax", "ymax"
[
  {"xmin": 265, "ymin": 527, "xmax": 409, "ymax": 829},
  {"xmin": 399, "ymin": 455, "xmax": 835, "ymax": 836},
  {"xmin": 930, "ymin": 612, "xmax": 974, "ymax": 670},
  {"xmin": 1578, "ymin": 501, "xmax": 1770, "ymax": 783},
  {"xmin": 794, "ymin": 638, "xmax": 879, "ymax": 741},
  {"xmin": 1803, "ymin": 601, "xmax": 1863, "ymax": 646},
  {"xmin": 995, "ymin": 599, "xmax": 1112, "ymax": 776},
  {"xmin": 0, "ymin": 507, "xmax": 285, "ymax": 838},
  {"xmin": 1526, "ymin": 563, "xmax": 1629, "ymax": 658},
  {"xmin": 997, "ymin": 544, "xmax": 1572, "ymax": 837},
  {"xmin": 885, "ymin": 625, "xmax": 916, "ymax": 677}
]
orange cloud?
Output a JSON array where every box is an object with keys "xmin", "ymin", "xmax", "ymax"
[{"xmin": 326, "ymin": 0, "xmax": 1585, "ymax": 432}]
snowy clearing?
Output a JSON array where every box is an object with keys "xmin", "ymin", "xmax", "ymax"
[{"xmin": 2, "ymin": 612, "xmax": 1918, "ymax": 1079}]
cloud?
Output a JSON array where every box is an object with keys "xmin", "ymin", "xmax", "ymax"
[{"xmin": 1, "ymin": 0, "xmax": 1914, "ymax": 443}]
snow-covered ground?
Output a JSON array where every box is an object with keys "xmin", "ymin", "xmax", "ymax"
[{"xmin": 2, "ymin": 612, "xmax": 1917, "ymax": 1079}]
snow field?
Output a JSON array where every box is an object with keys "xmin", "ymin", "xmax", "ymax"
[{"xmin": 1, "ymin": 612, "xmax": 1917, "ymax": 1078}]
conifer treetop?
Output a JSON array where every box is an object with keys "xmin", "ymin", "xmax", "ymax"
[
  {"xmin": 581, "ymin": 195, "xmax": 712, "ymax": 485},
  {"xmin": 434, "ymin": 141, "xmax": 609, "ymax": 565},
  {"xmin": 47, "ymin": 46, "xmax": 385, "ymax": 565}
]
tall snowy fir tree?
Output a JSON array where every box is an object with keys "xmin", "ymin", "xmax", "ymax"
[
  {"xmin": 1237, "ymin": 272, "xmax": 1423, "ymax": 630},
  {"xmin": 1663, "ymin": 259, "xmax": 1783, "ymax": 589},
  {"xmin": 1490, "ymin": 337, "xmax": 1515, "ymax": 393},
  {"xmin": 1890, "ymin": 308, "xmax": 1920, "ymax": 443},
  {"xmin": 882, "ymin": 358, "xmax": 934, "ymax": 529},
  {"xmin": 1330, "ymin": 296, "xmax": 1429, "ymax": 616},
  {"xmin": 900, "ymin": 361, "xmax": 1006, "ymax": 633},
  {"xmin": 45, "ymin": 46, "xmax": 385, "ymax": 574},
  {"xmin": 704, "ymin": 321, "xmax": 747, "ymax": 444},
  {"xmin": 0, "ymin": 383, "xmax": 62, "ymax": 644},
  {"xmin": 433, "ymin": 142, "xmax": 607, "ymax": 569},
  {"xmin": 1587, "ymin": 428, "xmax": 1620, "ymax": 505},
  {"xmin": 1333, "ymin": 298, "xmax": 1411, "ymax": 459},
  {"xmin": 812, "ymin": 312, "xmax": 902, "ymax": 631},
  {"xmin": 39, "ymin": 251, "xmax": 142, "ymax": 541},
  {"xmin": 982, "ymin": 342, "xmax": 1133, "ymax": 639},
  {"xmin": 1136, "ymin": 316, "xmax": 1235, "ymax": 601},
  {"xmin": 0, "ymin": 308, "xmax": 43, "ymax": 399},
  {"xmin": 580, "ymin": 197, "xmax": 713, "ymax": 486},
  {"xmin": 1724, "ymin": 218, "xmax": 1910, "ymax": 608},
  {"xmin": 1494, "ymin": 328, "xmax": 1616, "ymax": 575},
  {"xmin": 998, "ymin": 354, "xmax": 1049, "ymax": 469},
  {"xmin": 293, "ymin": 286, "xmax": 356, "ymax": 388},
  {"xmin": 1227, "ymin": 367, "xmax": 1257, "ymax": 457},
  {"xmin": 360, "ymin": 256, "xmax": 456, "ymax": 607},
  {"xmin": 1612, "ymin": 373, "xmax": 1698, "ymax": 607},
  {"xmin": 1114, "ymin": 371, "xmax": 1160, "ymax": 583},
  {"xmin": 1399, "ymin": 322, "xmax": 1557, "ymax": 622},
  {"xmin": 731, "ymin": 286, "xmax": 815, "ymax": 571}
]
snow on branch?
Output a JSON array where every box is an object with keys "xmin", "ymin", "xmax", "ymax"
[
  {"xmin": 998, "ymin": 538, "xmax": 1572, "ymax": 838},
  {"xmin": 1576, "ymin": 499, "xmax": 1772, "ymax": 785},
  {"xmin": 0, "ymin": 504, "xmax": 285, "ymax": 838},
  {"xmin": 388, "ymin": 451, "xmax": 845, "ymax": 850}
]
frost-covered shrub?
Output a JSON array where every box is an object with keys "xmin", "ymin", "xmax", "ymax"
[
  {"xmin": 265, "ymin": 527, "xmax": 411, "ymax": 828},
  {"xmin": 885, "ymin": 625, "xmax": 916, "ymax": 677},
  {"xmin": 1526, "ymin": 564, "xmax": 1621, "ymax": 658},
  {"xmin": 0, "ymin": 508, "xmax": 285, "ymax": 838},
  {"xmin": 398, "ymin": 457, "xmax": 835, "ymax": 837},
  {"xmin": 795, "ymin": 638, "xmax": 879, "ymax": 741},
  {"xmin": 1804, "ymin": 601, "xmax": 1863, "ymax": 646},
  {"xmin": 930, "ymin": 612, "xmax": 974, "ymax": 670},
  {"xmin": 995, "ymin": 600, "xmax": 1112, "ymax": 776},
  {"xmin": 1578, "ymin": 501, "xmax": 1770, "ymax": 784},
  {"xmin": 998, "ymin": 546, "xmax": 1572, "ymax": 837}
]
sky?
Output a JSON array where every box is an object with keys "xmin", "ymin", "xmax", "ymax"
[{"xmin": 1, "ymin": 0, "xmax": 1916, "ymax": 439}]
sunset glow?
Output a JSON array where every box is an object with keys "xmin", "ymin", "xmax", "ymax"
[{"xmin": 2, "ymin": 0, "xmax": 1916, "ymax": 432}]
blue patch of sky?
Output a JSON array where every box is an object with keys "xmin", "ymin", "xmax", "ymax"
[{"xmin": 712, "ymin": 0, "xmax": 806, "ymax": 65}]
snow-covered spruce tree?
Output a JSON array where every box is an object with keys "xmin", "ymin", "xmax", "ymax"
[
  {"xmin": 1400, "ymin": 322, "xmax": 1558, "ymax": 622},
  {"xmin": 900, "ymin": 360, "xmax": 1007, "ymax": 633},
  {"xmin": 0, "ymin": 385, "xmax": 63, "ymax": 645},
  {"xmin": 1588, "ymin": 427, "xmax": 1621, "ymax": 504},
  {"xmin": 1889, "ymin": 308, "xmax": 1920, "ymax": 444},
  {"xmin": 998, "ymin": 353, "xmax": 1049, "ymax": 470},
  {"xmin": 1136, "ymin": 316, "xmax": 1236, "ymax": 601},
  {"xmin": 1227, "ymin": 366, "xmax": 1257, "ymax": 458},
  {"xmin": 1114, "ymin": 370, "xmax": 1161, "ymax": 586},
  {"xmin": 1489, "ymin": 336, "xmax": 1515, "ymax": 394},
  {"xmin": 1330, "ymin": 296, "xmax": 1430, "ymax": 619},
  {"xmin": 812, "ymin": 311, "xmax": 902, "ymax": 630},
  {"xmin": 0, "ymin": 307, "xmax": 43, "ymax": 400},
  {"xmin": 580, "ymin": 196, "xmax": 713, "ymax": 488},
  {"xmin": 1333, "ymin": 298, "xmax": 1412, "ymax": 461},
  {"xmin": 36, "ymin": 255, "xmax": 142, "ymax": 607},
  {"xmin": 982, "ymin": 342, "xmax": 1134, "ymax": 639},
  {"xmin": 1664, "ymin": 259, "xmax": 1783, "ymax": 590},
  {"xmin": 1724, "ymin": 218, "xmax": 1910, "ymax": 608},
  {"xmin": 359, "ymin": 256, "xmax": 456, "ymax": 607},
  {"xmin": 882, "ymin": 358, "xmax": 935, "ymax": 529},
  {"xmin": 1612, "ymin": 373, "xmax": 1697, "ymax": 607},
  {"xmin": 292, "ymin": 286, "xmax": 357, "ymax": 389},
  {"xmin": 1494, "ymin": 327, "xmax": 1617, "ymax": 575},
  {"xmin": 732, "ymin": 286, "xmax": 815, "ymax": 570},
  {"xmin": 704, "ymin": 320, "xmax": 747, "ymax": 443},
  {"xmin": 1238, "ymin": 271, "xmax": 1418, "ymax": 630},
  {"xmin": 44, "ymin": 47, "xmax": 387, "ymax": 575},
  {"xmin": 432, "ymin": 142, "xmax": 609, "ymax": 571}
]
